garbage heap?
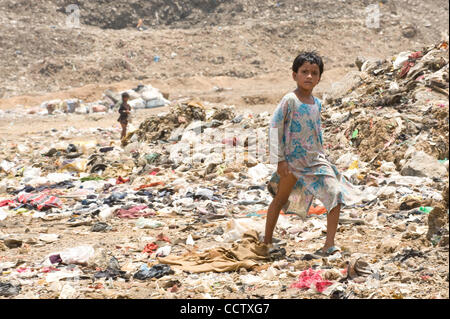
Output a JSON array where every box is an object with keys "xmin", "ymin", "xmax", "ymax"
[
  {"xmin": 0, "ymin": 41, "xmax": 449, "ymax": 299},
  {"xmin": 123, "ymin": 100, "xmax": 208, "ymax": 144},
  {"xmin": 323, "ymin": 40, "xmax": 449, "ymax": 170},
  {"xmin": 8, "ymin": 84, "xmax": 170, "ymax": 116}
]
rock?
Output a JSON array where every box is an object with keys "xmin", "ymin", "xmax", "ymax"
[
  {"xmin": 3, "ymin": 239, "xmax": 23, "ymax": 249},
  {"xmin": 426, "ymin": 204, "xmax": 447, "ymax": 240},
  {"xmin": 91, "ymin": 222, "xmax": 112, "ymax": 232},
  {"xmin": 439, "ymin": 235, "xmax": 449, "ymax": 247},
  {"xmin": 0, "ymin": 282, "xmax": 21, "ymax": 297},
  {"xmin": 443, "ymin": 185, "xmax": 449, "ymax": 208},
  {"xmin": 402, "ymin": 25, "xmax": 417, "ymax": 38},
  {"xmin": 213, "ymin": 227, "xmax": 224, "ymax": 235},
  {"xmin": 405, "ymin": 259, "xmax": 416, "ymax": 268},
  {"xmin": 355, "ymin": 56, "xmax": 366, "ymax": 71},
  {"xmin": 401, "ymin": 151, "xmax": 447, "ymax": 178},
  {"xmin": 380, "ymin": 238, "xmax": 399, "ymax": 253},
  {"xmin": 394, "ymin": 223, "xmax": 407, "ymax": 232}
]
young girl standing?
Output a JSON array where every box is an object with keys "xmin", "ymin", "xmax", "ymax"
[
  {"xmin": 117, "ymin": 92, "xmax": 131, "ymax": 140},
  {"xmin": 265, "ymin": 51, "xmax": 362, "ymax": 256}
]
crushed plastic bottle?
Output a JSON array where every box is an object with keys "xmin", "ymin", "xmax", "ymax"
[
  {"xmin": 135, "ymin": 218, "xmax": 165, "ymax": 229},
  {"xmin": 419, "ymin": 206, "xmax": 434, "ymax": 214}
]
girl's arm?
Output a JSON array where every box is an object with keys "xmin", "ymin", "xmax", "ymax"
[
  {"xmin": 118, "ymin": 104, "xmax": 125, "ymax": 115},
  {"xmin": 269, "ymin": 97, "xmax": 291, "ymax": 165}
]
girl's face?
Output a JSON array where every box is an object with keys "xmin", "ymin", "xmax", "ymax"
[{"xmin": 293, "ymin": 62, "xmax": 321, "ymax": 91}]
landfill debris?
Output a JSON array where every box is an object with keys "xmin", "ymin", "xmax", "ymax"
[
  {"xmin": 91, "ymin": 222, "xmax": 112, "ymax": 232},
  {"xmin": 290, "ymin": 268, "xmax": 333, "ymax": 293},
  {"xmin": 0, "ymin": 282, "xmax": 21, "ymax": 297},
  {"xmin": 159, "ymin": 231, "xmax": 269, "ymax": 273},
  {"xmin": 3, "ymin": 239, "xmax": 23, "ymax": 249},
  {"xmin": 133, "ymin": 264, "xmax": 174, "ymax": 280},
  {"xmin": 0, "ymin": 38, "xmax": 448, "ymax": 299},
  {"xmin": 5, "ymin": 84, "xmax": 170, "ymax": 117},
  {"xmin": 94, "ymin": 257, "xmax": 127, "ymax": 280}
]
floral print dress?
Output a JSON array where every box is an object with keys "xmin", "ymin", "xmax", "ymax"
[{"xmin": 268, "ymin": 92, "xmax": 362, "ymax": 218}]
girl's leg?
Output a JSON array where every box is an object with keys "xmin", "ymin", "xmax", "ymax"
[
  {"xmin": 323, "ymin": 204, "xmax": 341, "ymax": 252},
  {"xmin": 264, "ymin": 173, "xmax": 297, "ymax": 245},
  {"xmin": 120, "ymin": 123, "xmax": 127, "ymax": 139}
]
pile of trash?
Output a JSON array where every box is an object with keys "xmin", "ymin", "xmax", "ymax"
[
  {"xmin": 0, "ymin": 41, "xmax": 448, "ymax": 299},
  {"xmin": 323, "ymin": 40, "xmax": 449, "ymax": 169},
  {"xmin": 7, "ymin": 84, "xmax": 170, "ymax": 116},
  {"xmin": 124, "ymin": 100, "xmax": 209, "ymax": 144}
]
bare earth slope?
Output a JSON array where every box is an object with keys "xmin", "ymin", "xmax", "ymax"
[{"xmin": 0, "ymin": 0, "xmax": 448, "ymax": 105}]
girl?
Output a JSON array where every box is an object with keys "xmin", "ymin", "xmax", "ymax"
[
  {"xmin": 265, "ymin": 51, "xmax": 362, "ymax": 256},
  {"xmin": 117, "ymin": 92, "xmax": 131, "ymax": 140}
]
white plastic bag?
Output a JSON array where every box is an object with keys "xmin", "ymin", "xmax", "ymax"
[
  {"xmin": 248, "ymin": 163, "xmax": 271, "ymax": 183},
  {"xmin": 135, "ymin": 218, "xmax": 165, "ymax": 229},
  {"xmin": 59, "ymin": 245, "xmax": 95, "ymax": 265},
  {"xmin": 223, "ymin": 218, "xmax": 265, "ymax": 242}
]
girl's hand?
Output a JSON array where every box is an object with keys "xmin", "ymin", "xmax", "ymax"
[{"xmin": 277, "ymin": 161, "xmax": 290, "ymax": 177}]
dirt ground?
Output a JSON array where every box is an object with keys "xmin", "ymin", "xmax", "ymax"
[{"xmin": 0, "ymin": 1, "xmax": 449, "ymax": 300}]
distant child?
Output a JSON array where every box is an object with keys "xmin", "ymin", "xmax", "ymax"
[
  {"xmin": 265, "ymin": 51, "xmax": 362, "ymax": 256},
  {"xmin": 117, "ymin": 92, "xmax": 131, "ymax": 139}
]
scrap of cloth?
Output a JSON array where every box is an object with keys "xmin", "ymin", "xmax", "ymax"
[
  {"xmin": 290, "ymin": 268, "xmax": 333, "ymax": 293},
  {"xmin": 114, "ymin": 205, "xmax": 154, "ymax": 219},
  {"xmin": 158, "ymin": 230, "xmax": 269, "ymax": 273},
  {"xmin": 134, "ymin": 181, "xmax": 165, "ymax": 191},
  {"xmin": 268, "ymin": 93, "xmax": 364, "ymax": 219},
  {"xmin": 12, "ymin": 193, "xmax": 62, "ymax": 211}
]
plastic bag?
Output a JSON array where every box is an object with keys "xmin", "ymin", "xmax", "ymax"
[
  {"xmin": 248, "ymin": 163, "xmax": 271, "ymax": 183},
  {"xmin": 59, "ymin": 245, "xmax": 95, "ymax": 265},
  {"xmin": 135, "ymin": 218, "xmax": 165, "ymax": 229},
  {"xmin": 0, "ymin": 160, "xmax": 15, "ymax": 173},
  {"xmin": 62, "ymin": 159, "xmax": 87, "ymax": 173},
  {"xmin": 223, "ymin": 218, "xmax": 265, "ymax": 242},
  {"xmin": 73, "ymin": 140, "xmax": 97, "ymax": 154}
]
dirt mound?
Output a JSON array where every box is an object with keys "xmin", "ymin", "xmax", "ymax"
[
  {"xmin": 0, "ymin": 0, "xmax": 448, "ymax": 100},
  {"xmin": 56, "ymin": 0, "xmax": 232, "ymax": 29}
]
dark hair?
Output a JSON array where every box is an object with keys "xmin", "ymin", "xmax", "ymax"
[
  {"xmin": 122, "ymin": 92, "xmax": 130, "ymax": 99},
  {"xmin": 292, "ymin": 51, "xmax": 324, "ymax": 77}
]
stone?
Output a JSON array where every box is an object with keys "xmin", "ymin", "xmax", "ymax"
[
  {"xmin": 3, "ymin": 238, "xmax": 23, "ymax": 249},
  {"xmin": 427, "ymin": 205, "xmax": 447, "ymax": 240},
  {"xmin": 405, "ymin": 259, "xmax": 416, "ymax": 268},
  {"xmin": 394, "ymin": 223, "xmax": 407, "ymax": 232},
  {"xmin": 355, "ymin": 56, "xmax": 366, "ymax": 71},
  {"xmin": 380, "ymin": 238, "xmax": 399, "ymax": 253},
  {"xmin": 402, "ymin": 25, "xmax": 417, "ymax": 38},
  {"xmin": 401, "ymin": 151, "xmax": 447, "ymax": 179},
  {"xmin": 439, "ymin": 235, "xmax": 449, "ymax": 247}
]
